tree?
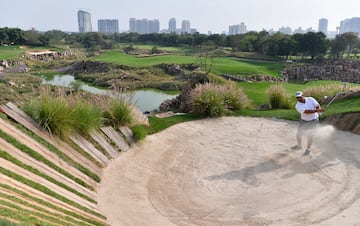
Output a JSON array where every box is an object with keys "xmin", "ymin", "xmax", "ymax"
[
  {"xmin": 24, "ymin": 29, "xmax": 41, "ymax": 45},
  {"xmin": 43, "ymin": 30, "xmax": 67, "ymax": 45},
  {"xmin": 240, "ymin": 32, "xmax": 258, "ymax": 52},
  {"xmin": 330, "ymin": 35, "xmax": 347, "ymax": 59},
  {"xmin": 0, "ymin": 27, "xmax": 25, "ymax": 45},
  {"xmin": 352, "ymin": 48, "xmax": 360, "ymax": 59},
  {"xmin": 341, "ymin": 32, "xmax": 358, "ymax": 58},
  {"xmin": 197, "ymin": 46, "xmax": 214, "ymax": 76},
  {"xmin": 293, "ymin": 32, "xmax": 327, "ymax": 60},
  {"xmin": 254, "ymin": 30, "xmax": 269, "ymax": 55},
  {"xmin": 277, "ymin": 34, "xmax": 296, "ymax": 59}
]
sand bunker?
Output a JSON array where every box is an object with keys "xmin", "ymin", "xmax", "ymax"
[{"xmin": 98, "ymin": 117, "xmax": 360, "ymax": 226}]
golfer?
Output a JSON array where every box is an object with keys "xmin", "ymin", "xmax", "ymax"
[{"xmin": 292, "ymin": 91, "xmax": 325, "ymax": 155}]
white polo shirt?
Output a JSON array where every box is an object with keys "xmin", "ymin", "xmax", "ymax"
[{"xmin": 295, "ymin": 97, "xmax": 320, "ymax": 121}]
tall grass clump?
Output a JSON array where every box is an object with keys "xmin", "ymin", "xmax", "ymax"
[
  {"xmin": 190, "ymin": 82, "xmax": 248, "ymax": 117},
  {"xmin": 131, "ymin": 124, "xmax": 148, "ymax": 141},
  {"xmin": 24, "ymin": 86, "xmax": 102, "ymax": 138},
  {"xmin": 24, "ymin": 95, "xmax": 73, "ymax": 138},
  {"xmin": 222, "ymin": 82, "xmax": 249, "ymax": 111},
  {"xmin": 103, "ymin": 95, "xmax": 134, "ymax": 128},
  {"xmin": 71, "ymin": 101, "xmax": 102, "ymax": 135},
  {"xmin": 267, "ymin": 84, "xmax": 292, "ymax": 109}
]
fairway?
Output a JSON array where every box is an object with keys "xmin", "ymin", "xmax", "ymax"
[{"xmin": 92, "ymin": 50, "xmax": 284, "ymax": 76}]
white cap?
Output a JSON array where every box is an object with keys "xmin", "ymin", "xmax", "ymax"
[{"xmin": 295, "ymin": 91, "xmax": 303, "ymax": 97}]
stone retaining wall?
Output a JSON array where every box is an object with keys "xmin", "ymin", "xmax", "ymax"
[{"xmin": 282, "ymin": 60, "xmax": 360, "ymax": 83}]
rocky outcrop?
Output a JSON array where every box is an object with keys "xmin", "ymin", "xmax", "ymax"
[
  {"xmin": 159, "ymin": 73, "xmax": 209, "ymax": 113},
  {"xmin": 282, "ymin": 60, "xmax": 360, "ymax": 83},
  {"xmin": 221, "ymin": 74, "xmax": 287, "ymax": 82}
]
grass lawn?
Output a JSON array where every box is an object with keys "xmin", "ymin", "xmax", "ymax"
[
  {"xmin": 0, "ymin": 45, "xmax": 64, "ymax": 60},
  {"xmin": 211, "ymin": 57, "xmax": 283, "ymax": 76},
  {"xmin": 0, "ymin": 45, "xmax": 24, "ymax": 60},
  {"xmin": 92, "ymin": 50, "xmax": 196, "ymax": 66},
  {"xmin": 92, "ymin": 50, "xmax": 284, "ymax": 76},
  {"xmin": 116, "ymin": 43, "xmax": 193, "ymax": 53}
]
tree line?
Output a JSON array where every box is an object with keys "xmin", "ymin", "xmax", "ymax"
[{"xmin": 1, "ymin": 27, "xmax": 360, "ymax": 60}]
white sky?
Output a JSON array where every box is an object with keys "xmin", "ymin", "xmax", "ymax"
[{"xmin": 1, "ymin": 0, "xmax": 359, "ymax": 34}]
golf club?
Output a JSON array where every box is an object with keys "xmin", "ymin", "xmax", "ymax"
[
  {"xmin": 324, "ymin": 82, "xmax": 348, "ymax": 107},
  {"xmin": 324, "ymin": 92, "xmax": 346, "ymax": 107}
]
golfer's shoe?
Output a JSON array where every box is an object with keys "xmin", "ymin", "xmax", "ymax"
[
  {"xmin": 303, "ymin": 149, "xmax": 311, "ymax": 156},
  {"xmin": 291, "ymin": 145, "xmax": 302, "ymax": 150}
]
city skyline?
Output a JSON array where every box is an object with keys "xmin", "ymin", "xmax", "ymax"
[{"xmin": 1, "ymin": 0, "xmax": 360, "ymax": 34}]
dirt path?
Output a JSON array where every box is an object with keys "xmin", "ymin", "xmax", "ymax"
[{"xmin": 98, "ymin": 117, "xmax": 360, "ymax": 226}]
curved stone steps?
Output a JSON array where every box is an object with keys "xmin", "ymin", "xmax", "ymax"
[
  {"xmin": 0, "ymin": 157, "xmax": 98, "ymax": 210},
  {"xmin": 90, "ymin": 131, "xmax": 119, "ymax": 159},
  {"xmin": 101, "ymin": 126, "xmax": 129, "ymax": 152},
  {"xmin": 1, "ymin": 103, "xmax": 103, "ymax": 177},
  {"xmin": 0, "ymin": 137, "xmax": 97, "ymax": 201},
  {"xmin": 0, "ymin": 118, "xmax": 99, "ymax": 190},
  {"xmin": 0, "ymin": 174, "xmax": 107, "ymax": 225},
  {"xmin": 0, "ymin": 102, "xmax": 140, "ymax": 225},
  {"xmin": 70, "ymin": 133, "xmax": 110, "ymax": 167},
  {"xmin": 0, "ymin": 199, "xmax": 78, "ymax": 226},
  {"xmin": 0, "ymin": 187, "xmax": 92, "ymax": 226}
]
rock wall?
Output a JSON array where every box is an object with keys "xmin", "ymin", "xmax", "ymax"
[{"xmin": 282, "ymin": 60, "xmax": 360, "ymax": 83}]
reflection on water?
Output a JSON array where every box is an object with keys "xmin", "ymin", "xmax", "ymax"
[{"xmin": 41, "ymin": 74, "xmax": 179, "ymax": 112}]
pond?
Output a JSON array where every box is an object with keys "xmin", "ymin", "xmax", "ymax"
[{"xmin": 41, "ymin": 74, "xmax": 179, "ymax": 112}]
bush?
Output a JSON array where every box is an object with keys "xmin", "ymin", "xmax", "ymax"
[
  {"xmin": 71, "ymin": 102, "xmax": 102, "ymax": 135},
  {"xmin": 267, "ymin": 84, "xmax": 292, "ymax": 109},
  {"xmin": 131, "ymin": 125, "xmax": 147, "ymax": 141},
  {"xmin": 222, "ymin": 82, "xmax": 249, "ymax": 111},
  {"xmin": 190, "ymin": 82, "xmax": 248, "ymax": 117},
  {"xmin": 24, "ymin": 95, "xmax": 73, "ymax": 138},
  {"xmin": 103, "ymin": 96, "xmax": 133, "ymax": 128},
  {"xmin": 24, "ymin": 91, "xmax": 103, "ymax": 138}
]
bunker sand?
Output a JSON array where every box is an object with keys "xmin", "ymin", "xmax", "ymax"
[{"xmin": 98, "ymin": 117, "xmax": 360, "ymax": 226}]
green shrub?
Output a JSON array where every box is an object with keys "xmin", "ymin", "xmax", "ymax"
[
  {"xmin": 131, "ymin": 125, "xmax": 147, "ymax": 141},
  {"xmin": 267, "ymin": 84, "xmax": 292, "ymax": 109},
  {"xmin": 24, "ymin": 87, "xmax": 103, "ymax": 138},
  {"xmin": 193, "ymin": 90, "xmax": 225, "ymax": 117},
  {"xmin": 222, "ymin": 82, "xmax": 249, "ymax": 111},
  {"xmin": 103, "ymin": 96, "xmax": 133, "ymax": 127},
  {"xmin": 24, "ymin": 95, "xmax": 73, "ymax": 138},
  {"xmin": 190, "ymin": 82, "xmax": 249, "ymax": 117},
  {"xmin": 71, "ymin": 102, "xmax": 102, "ymax": 135}
]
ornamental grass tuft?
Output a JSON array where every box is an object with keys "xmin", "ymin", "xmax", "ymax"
[{"xmin": 190, "ymin": 81, "xmax": 248, "ymax": 117}]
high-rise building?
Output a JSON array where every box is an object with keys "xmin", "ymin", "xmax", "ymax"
[
  {"xmin": 98, "ymin": 19, "xmax": 119, "ymax": 34},
  {"xmin": 129, "ymin": 18, "xmax": 160, "ymax": 34},
  {"xmin": 77, "ymin": 10, "xmax": 92, "ymax": 33},
  {"xmin": 129, "ymin": 18, "xmax": 136, "ymax": 32},
  {"xmin": 228, "ymin": 22, "xmax": 247, "ymax": 35},
  {"xmin": 181, "ymin": 20, "xmax": 191, "ymax": 33},
  {"xmin": 318, "ymin": 18, "xmax": 328, "ymax": 36},
  {"xmin": 169, "ymin": 18, "xmax": 176, "ymax": 33},
  {"xmin": 339, "ymin": 17, "xmax": 360, "ymax": 36},
  {"xmin": 149, "ymin": 19, "xmax": 160, "ymax": 33},
  {"xmin": 278, "ymin": 26, "xmax": 292, "ymax": 35}
]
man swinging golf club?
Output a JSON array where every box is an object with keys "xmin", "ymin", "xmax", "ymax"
[{"xmin": 291, "ymin": 91, "xmax": 325, "ymax": 155}]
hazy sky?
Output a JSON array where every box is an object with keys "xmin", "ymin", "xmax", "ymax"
[{"xmin": 1, "ymin": 0, "xmax": 359, "ymax": 34}]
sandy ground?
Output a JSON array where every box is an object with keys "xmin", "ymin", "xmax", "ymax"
[{"xmin": 97, "ymin": 117, "xmax": 360, "ymax": 226}]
